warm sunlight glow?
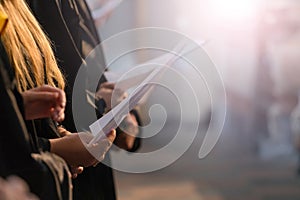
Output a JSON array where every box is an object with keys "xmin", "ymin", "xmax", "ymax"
[{"xmin": 210, "ymin": 0, "xmax": 258, "ymax": 21}]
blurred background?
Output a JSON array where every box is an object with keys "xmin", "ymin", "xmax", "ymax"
[{"xmin": 87, "ymin": 0, "xmax": 300, "ymax": 199}]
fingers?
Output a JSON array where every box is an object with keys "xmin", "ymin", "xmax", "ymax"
[
  {"xmin": 33, "ymin": 85, "xmax": 64, "ymax": 98},
  {"xmin": 77, "ymin": 166, "xmax": 84, "ymax": 174},
  {"xmin": 82, "ymin": 129, "xmax": 116, "ymax": 166},
  {"xmin": 32, "ymin": 85, "xmax": 62, "ymax": 92},
  {"xmin": 24, "ymin": 85, "xmax": 66, "ymax": 109},
  {"xmin": 32, "ymin": 85, "xmax": 66, "ymax": 108},
  {"xmin": 106, "ymin": 129, "xmax": 116, "ymax": 143},
  {"xmin": 96, "ymin": 84, "xmax": 127, "ymax": 110},
  {"xmin": 6, "ymin": 176, "xmax": 30, "ymax": 193},
  {"xmin": 24, "ymin": 91, "xmax": 58, "ymax": 103},
  {"xmin": 100, "ymin": 82, "xmax": 115, "ymax": 89},
  {"xmin": 48, "ymin": 94, "xmax": 65, "ymax": 122},
  {"xmin": 70, "ymin": 166, "xmax": 84, "ymax": 179},
  {"xmin": 56, "ymin": 130, "xmax": 116, "ymax": 168},
  {"xmin": 114, "ymin": 88, "xmax": 128, "ymax": 99},
  {"xmin": 57, "ymin": 126, "xmax": 72, "ymax": 137},
  {"xmin": 56, "ymin": 89, "xmax": 66, "ymax": 108},
  {"xmin": 118, "ymin": 113, "xmax": 139, "ymax": 136},
  {"xmin": 52, "ymin": 109, "xmax": 65, "ymax": 122},
  {"xmin": 23, "ymin": 91, "xmax": 63, "ymax": 120},
  {"xmin": 25, "ymin": 85, "xmax": 66, "ymax": 122}
]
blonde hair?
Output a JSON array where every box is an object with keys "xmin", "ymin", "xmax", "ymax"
[{"xmin": 0, "ymin": 0, "xmax": 64, "ymax": 91}]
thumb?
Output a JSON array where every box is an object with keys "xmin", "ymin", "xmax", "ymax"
[{"xmin": 106, "ymin": 129, "xmax": 116, "ymax": 143}]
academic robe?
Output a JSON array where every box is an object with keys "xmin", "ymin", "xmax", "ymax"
[
  {"xmin": 0, "ymin": 39, "xmax": 71, "ymax": 200},
  {"xmin": 27, "ymin": 0, "xmax": 132, "ymax": 199}
]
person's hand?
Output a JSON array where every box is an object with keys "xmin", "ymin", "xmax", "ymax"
[
  {"xmin": 70, "ymin": 166, "xmax": 84, "ymax": 179},
  {"xmin": 22, "ymin": 85, "xmax": 66, "ymax": 122},
  {"xmin": 115, "ymin": 113, "xmax": 139, "ymax": 150},
  {"xmin": 50, "ymin": 130, "xmax": 116, "ymax": 167},
  {"xmin": 0, "ymin": 176, "xmax": 39, "ymax": 200},
  {"xmin": 96, "ymin": 82, "xmax": 127, "ymax": 110},
  {"xmin": 56, "ymin": 126, "xmax": 84, "ymax": 178},
  {"xmin": 57, "ymin": 126, "xmax": 72, "ymax": 137}
]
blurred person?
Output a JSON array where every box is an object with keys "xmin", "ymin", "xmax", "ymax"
[
  {"xmin": 27, "ymin": 0, "xmax": 142, "ymax": 199},
  {"xmin": 260, "ymin": 0, "xmax": 300, "ymax": 160},
  {"xmin": 291, "ymin": 95, "xmax": 300, "ymax": 175}
]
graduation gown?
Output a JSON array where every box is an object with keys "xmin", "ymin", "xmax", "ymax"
[
  {"xmin": 28, "ymin": 1, "xmax": 142, "ymax": 199},
  {"xmin": 27, "ymin": 0, "xmax": 116, "ymax": 199},
  {"xmin": 0, "ymin": 39, "xmax": 71, "ymax": 200}
]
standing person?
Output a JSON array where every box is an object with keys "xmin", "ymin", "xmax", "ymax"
[
  {"xmin": 27, "ymin": 0, "xmax": 142, "ymax": 199},
  {"xmin": 0, "ymin": 1, "xmax": 116, "ymax": 199},
  {"xmin": 0, "ymin": 7, "xmax": 70, "ymax": 199},
  {"xmin": 0, "ymin": 44, "xmax": 68, "ymax": 200}
]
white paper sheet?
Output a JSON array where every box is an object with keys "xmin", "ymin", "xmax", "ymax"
[
  {"xmin": 104, "ymin": 39, "xmax": 204, "ymax": 91},
  {"xmin": 89, "ymin": 65, "xmax": 164, "ymax": 144},
  {"xmin": 88, "ymin": 40, "xmax": 201, "ymax": 144}
]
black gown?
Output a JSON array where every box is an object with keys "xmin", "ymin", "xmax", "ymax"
[
  {"xmin": 0, "ymin": 40, "xmax": 71, "ymax": 200},
  {"xmin": 27, "ymin": 0, "xmax": 141, "ymax": 199}
]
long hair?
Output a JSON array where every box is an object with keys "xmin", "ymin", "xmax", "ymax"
[{"xmin": 0, "ymin": 0, "xmax": 65, "ymax": 91}]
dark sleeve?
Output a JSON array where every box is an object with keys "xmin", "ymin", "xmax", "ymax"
[
  {"xmin": 25, "ymin": 118, "xmax": 60, "ymax": 153},
  {"xmin": 114, "ymin": 109, "xmax": 142, "ymax": 152},
  {"xmin": 13, "ymin": 89, "xmax": 26, "ymax": 119},
  {"xmin": 28, "ymin": 0, "xmax": 92, "ymax": 133},
  {"xmin": 38, "ymin": 137, "xmax": 51, "ymax": 152},
  {"xmin": 39, "ymin": 118, "xmax": 61, "ymax": 139},
  {"xmin": 95, "ymin": 98, "xmax": 106, "ymax": 118},
  {"xmin": 128, "ymin": 109, "xmax": 142, "ymax": 152},
  {"xmin": 0, "ymin": 52, "xmax": 47, "ymax": 196}
]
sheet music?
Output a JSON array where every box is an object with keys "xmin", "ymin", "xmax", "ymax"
[
  {"xmin": 104, "ymin": 69, "xmax": 154, "ymax": 91},
  {"xmin": 104, "ymin": 40, "xmax": 204, "ymax": 91},
  {"xmin": 88, "ymin": 40, "xmax": 201, "ymax": 144}
]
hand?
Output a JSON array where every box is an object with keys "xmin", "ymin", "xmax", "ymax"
[
  {"xmin": 96, "ymin": 82, "xmax": 127, "ymax": 110},
  {"xmin": 50, "ymin": 130, "xmax": 116, "ymax": 167},
  {"xmin": 56, "ymin": 127, "xmax": 84, "ymax": 178},
  {"xmin": 70, "ymin": 166, "xmax": 84, "ymax": 179},
  {"xmin": 115, "ymin": 113, "xmax": 139, "ymax": 150},
  {"xmin": 0, "ymin": 176, "xmax": 39, "ymax": 200},
  {"xmin": 57, "ymin": 126, "xmax": 72, "ymax": 137},
  {"xmin": 22, "ymin": 85, "xmax": 66, "ymax": 122}
]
